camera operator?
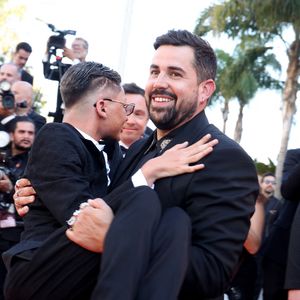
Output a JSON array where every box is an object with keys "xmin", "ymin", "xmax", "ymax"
[
  {"xmin": 11, "ymin": 81, "xmax": 46, "ymax": 132},
  {"xmin": 0, "ymin": 116, "xmax": 35, "ymax": 300},
  {"xmin": 63, "ymin": 37, "xmax": 89, "ymax": 63}
]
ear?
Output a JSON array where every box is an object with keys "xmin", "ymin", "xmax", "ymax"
[
  {"xmin": 198, "ymin": 79, "xmax": 216, "ymax": 105},
  {"xmin": 94, "ymin": 99, "xmax": 107, "ymax": 118}
]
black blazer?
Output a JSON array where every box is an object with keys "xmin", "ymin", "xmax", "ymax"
[
  {"xmin": 281, "ymin": 149, "xmax": 300, "ymax": 289},
  {"xmin": 112, "ymin": 111, "xmax": 259, "ymax": 299},
  {"xmin": 3, "ymin": 122, "xmax": 122, "ymax": 265},
  {"xmin": 21, "ymin": 69, "xmax": 33, "ymax": 85}
]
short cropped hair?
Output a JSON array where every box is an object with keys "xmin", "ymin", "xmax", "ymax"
[
  {"xmin": 9, "ymin": 116, "xmax": 35, "ymax": 133},
  {"xmin": 122, "ymin": 83, "xmax": 145, "ymax": 97},
  {"xmin": 15, "ymin": 42, "xmax": 32, "ymax": 53},
  {"xmin": 74, "ymin": 37, "xmax": 89, "ymax": 50},
  {"xmin": 60, "ymin": 61, "xmax": 122, "ymax": 108},
  {"xmin": 154, "ymin": 29, "xmax": 217, "ymax": 82}
]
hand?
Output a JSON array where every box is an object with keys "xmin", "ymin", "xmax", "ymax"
[
  {"xmin": 66, "ymin": 198, "xmax": 114, "ymax": 253},
  {"xmin": 63, "ymin": 47, "xmax": 76, "ymax": 61},
  {"xmin": 141, "ymin": 134, "xmax": 218, "ymax": 186},
  {"xmin": 14, "ymin": 178, "xmax": 36, "ymax": 217},
  {"xmin": 288, "ymin": 289, "xmax": 300, "ymax": 300}
]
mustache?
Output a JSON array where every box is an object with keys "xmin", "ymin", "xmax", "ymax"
[
  {"xmin": 19, "ymin": 139, "xmax": 31, "ymax": 143},
  {"xmin": 149, "ymin": 89, "xmax": 177, "ymax": 100}
]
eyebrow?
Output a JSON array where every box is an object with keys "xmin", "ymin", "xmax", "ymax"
[{"xmin": 150, "ymin": 64, "xmax": 185, "ymax": 73}]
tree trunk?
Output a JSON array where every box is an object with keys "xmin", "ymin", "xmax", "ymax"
[
  {"xmin": 221, "ymin": 99, "xmax": 229, "ymax": 133},
  {"xmin": 275, "ymin": 33, "xmax": 300, "ymax": 199},
  {"xmin": 234, "ymin": 102, "xmax": 244, "ymax": 143}
]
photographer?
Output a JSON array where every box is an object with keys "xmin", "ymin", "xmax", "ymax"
[
  {"xmin": 11, "ymin": 81, "xmax": 46, "ymax": 132},
  {"xmin": 0, "ymin": 116, "xmax": 35, "ymax": 300},
  {"xmin": 0, "ymin": 63, "xmax": 21, "ymax": 149}
]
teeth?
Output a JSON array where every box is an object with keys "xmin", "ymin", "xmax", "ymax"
[{"xmin": 153, "ymin": 97, "xmax": 171, "ymax": 102}]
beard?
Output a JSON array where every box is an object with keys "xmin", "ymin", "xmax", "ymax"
[
  {"xmin": 149, "ymin": 100, "xmax": 197, "ymax": 130},
  {"xmin": 15, "ymin": 143, "xmax": 31, "ymax": 152}
]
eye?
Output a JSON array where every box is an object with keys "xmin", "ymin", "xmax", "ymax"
[
  {"xmin": 150, "ymin": 69, "xmax": 159, "ymax": 76},
  {"xmin": 170, "ymin": 71, "xmax": 181, "ymax": 78}
]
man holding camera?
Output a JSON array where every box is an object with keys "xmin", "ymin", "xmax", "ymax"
[
  {"xmin": 0, "ymin": 116, "xmax": 35, "ymax": 300},
  {"xmin": 0, "ymin": 63, "xmax": 21, "ymax": 148},
  {"xmin": 11, "ymin": 81, "xmax": 46, "ymax": 132}
]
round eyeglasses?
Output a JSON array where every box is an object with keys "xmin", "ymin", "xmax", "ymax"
[{"xmin": 94, "ymin": 98, "xmax": 135, "ymax": 116}]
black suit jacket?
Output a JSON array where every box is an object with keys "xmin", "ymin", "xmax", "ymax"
[
  {"xmin": 27, "ymin": 110, "xmax": 46, "ymax": 132},
  {"xmin": 281, "ymin": 149, "xmax": 300, "ymax": 289},
  {"xmin": 263, "ymin": 149, "xmax": 300, "ymax": 266},
  {"xmin": 3, "ymin": 122, "xmax": 122, "ymax": 265},
  {"xmin": 112, "ymin": 111, "xmax": 259, "ymax": 299},
  {"xmin": 21, "ymin": 69, "xmax": 33, "ymax": 85}
]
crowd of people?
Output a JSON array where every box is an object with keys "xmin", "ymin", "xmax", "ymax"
[{"xmin": 0, "ymin": 29, "xmax": 299, "ymax": 300}]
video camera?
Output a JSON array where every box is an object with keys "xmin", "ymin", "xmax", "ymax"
[
  {"xmin": 43, "ymin": 23, "xmax": 76, "ymax": 123},
  {"xmin": 0, "ymin": 81, "xmax": 14, "ymax": 110},
  {"xmin": 47, "ymin": 23, "xmax": 76, "ymax": 56}
]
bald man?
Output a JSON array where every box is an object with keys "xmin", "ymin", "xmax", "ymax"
[
  {"xmin": 11, "ymin": 81, "xmax": 46, "ymax": 132},
  {"xmin": 0, "ymin": 63, "xmax": 21, "ymax": 85}
]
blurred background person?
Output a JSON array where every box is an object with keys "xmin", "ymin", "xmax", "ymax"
[
  {"xmin": 0, "ymin": 63, "xmax": 21, "ymax": 85},
  {"xmin": 11, "ymin": 81, "xmax": 46, "ymax": 132},
  {"xmin": 11, "ymin": 42, "xmax": 33, "ymax": 85},
  {"xmin": 262, "ymin": 149, "xmax": 300, "ymax": 300},
  {"xmin": 119, "ymin": 83, "xmax": 149, "ymax": 155},
  {"xmin": 0, "ymin": 63, "xmax": 21, "ymax": 147},
  {"xmin": 63, "ymin": 37, "xmax": 89, "ymax": 63},
  {"xmin": 0, "ymin": 116, "xmax": 35, "ymax": 300}
]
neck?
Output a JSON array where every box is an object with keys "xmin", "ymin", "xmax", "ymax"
[{"xmin": 63, "ymin": 112, "xmax": 102, "ymax": 141}]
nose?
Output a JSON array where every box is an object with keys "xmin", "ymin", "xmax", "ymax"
[{"xmin": 153, "ymin": 73, "xmax": 168, "ymax": 89}]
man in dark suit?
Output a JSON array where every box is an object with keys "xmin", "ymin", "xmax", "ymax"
[
  {"xmin": 49, "ymin": 30, "xmax": 258, "ymax": 299},
  {"xmin": 11, "ymin": 30, "xmax": 258, "ymax": 299},
  {"xmin": 262, "ymin": 149, "xmax": 300, "ymax": 300},
  {"xmin": 12, "ymin": 42, "xmax": 33, "ymax": 85},
  {"xmin": 5, "ymin": 60, "xmax": 217, "ymax": 300}
]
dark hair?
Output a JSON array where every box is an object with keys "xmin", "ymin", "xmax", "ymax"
[
  {"xmin": 15, "ymin": 42, "xmax": 32, "ymax": 53},
  {"xmin": 9, "ymin": 116, "xmax": 35, "ymax": 133},
  {"xmin": 261, "ymin": 172, "xmax": 275, "ymax": 182},
  {"xmin": 154, "ymin": 29, "xmax": 217, "ymax": 82},
  {"xmin": 60, "ymin": 61, "xmax": 122, "ymax": 108},
  {"xmin": 122, "ymin": 82, "xmax": 145, "ymax": 97}
]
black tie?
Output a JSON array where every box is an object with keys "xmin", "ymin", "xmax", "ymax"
[{"xmin": 120, "ymin": 145, "xmax": 128, "ymax": 156}]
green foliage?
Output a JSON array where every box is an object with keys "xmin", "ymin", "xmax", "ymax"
[
  {"xmin": 254, "ymin": 158, "xmax": 276, "ymax": 175},
  {"xmin": 0, "ymin": 0, "xmax": 26, "ymax": 60},
  {"xmin": 32, "ymin": 88, "xmax": 46, "ymax": 114}
]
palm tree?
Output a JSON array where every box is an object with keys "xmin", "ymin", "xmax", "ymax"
[
  {"xmin": 195, "ymin": 0, "xmax": 300, "ymax": 197},
  {"xmin": 211, "ymin": 44, "xmax": 281, "ymax": 143}
]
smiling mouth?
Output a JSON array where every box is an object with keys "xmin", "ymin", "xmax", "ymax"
[{"xmin": 152, "ymin": 97, "xmax": 173, "ymax": 103}]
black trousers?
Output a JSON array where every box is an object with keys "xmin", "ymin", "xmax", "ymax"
[{"xmin": 5, "ymin": 186, "xmax": 191, "ymax": 300}]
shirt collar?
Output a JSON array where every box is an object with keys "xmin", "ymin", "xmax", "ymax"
[{"xmin": 75, "ymin": 128, "xmax": 105, "ymax": 152}]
